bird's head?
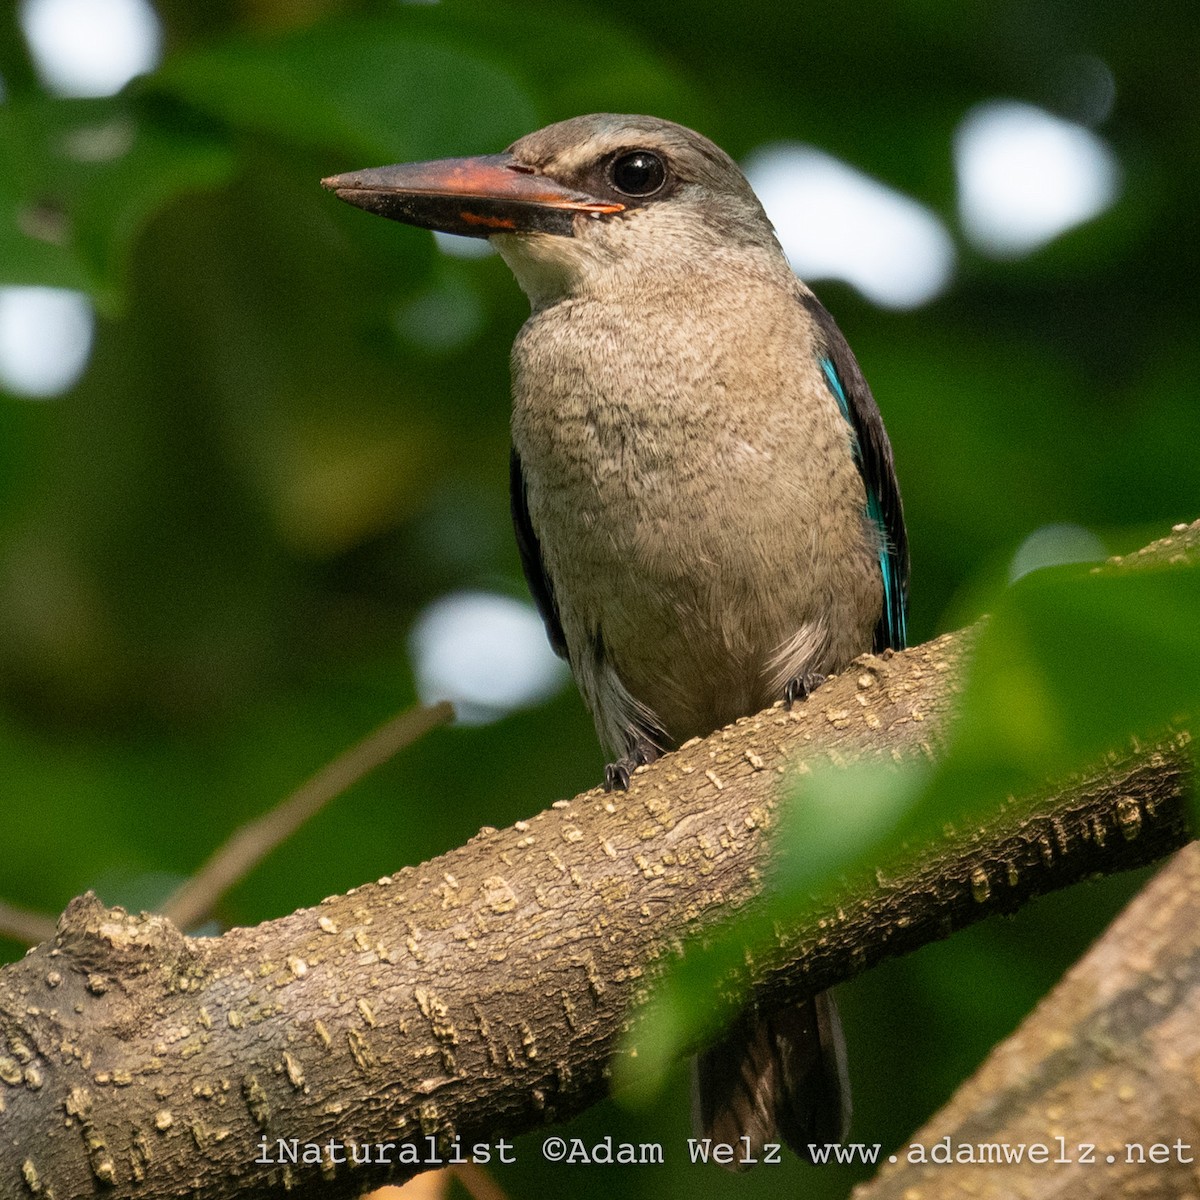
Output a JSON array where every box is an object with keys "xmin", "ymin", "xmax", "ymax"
[{"xmin": 322, "ymin": 114, "xmax": 784, "ymax": 308}]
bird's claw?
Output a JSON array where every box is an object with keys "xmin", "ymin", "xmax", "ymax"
[
  {"xmin": 785, "ymin": 671, "xmax": 828, "ymax": 707},
  {"xmin": 603, "ymin": 738, "xmax": 660, "ymax": 792},
  {"xmin": 604, "ymin": 761, "xmax": 633, "ymax": 792}
]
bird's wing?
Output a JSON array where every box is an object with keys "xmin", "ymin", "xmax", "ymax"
[
  {"xmin": 510, "ymin": 447, "xmax": 568, "ymax": 658},
  {"xmin": 800, "ymin": 294, "xmax": 909, "ymax": 651}
]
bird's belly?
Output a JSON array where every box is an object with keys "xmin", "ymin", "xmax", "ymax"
[
  {"xmin": 524, "ymin": 452, "xmax": 878, "ymax": 747},
  {"xmin": 510, "ymin": 295, "xmax": 883, "ymax": 751}
]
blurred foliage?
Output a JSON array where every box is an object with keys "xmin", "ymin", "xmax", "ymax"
[{"xmin": 2, "ymin": 0, "xmax": 1199, "ymax": 1195}]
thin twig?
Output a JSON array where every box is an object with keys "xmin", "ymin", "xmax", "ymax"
[
  {"xmin": 162, "ymin": 701, "xmax": 455, "ymax": 931},
  {"xmin": 0, "ymin": 898, "xmax": 57, "ymax": 946}
]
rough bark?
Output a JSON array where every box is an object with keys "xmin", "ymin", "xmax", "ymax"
[
  {"xmin": 0, "ymin": 521, "xmax": 1197, "ymax": 1200},
  {"xmin": 852, "ymin": 840, "xmax": 1200, "ymax": 1199}
]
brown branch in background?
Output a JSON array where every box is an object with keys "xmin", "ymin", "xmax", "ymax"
[
  {"xmin": 852, "ymin": 840, "xmax": 1200, "ymax": 1200},
  {"xmin": 0, "ymin": 703, "xmax": 455, "ymax": 947},
  {"xmin": 0, "ymin": 898, "xmax": 56, "ymax": 946},
  {"xmin": 162, "ymin": 701, "xmax": 454, "ymax": 931}
]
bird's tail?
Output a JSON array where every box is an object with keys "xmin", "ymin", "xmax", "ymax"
[{"xmin": 690, "ymin": 990, "xmax": 850, "ymax": 1169}]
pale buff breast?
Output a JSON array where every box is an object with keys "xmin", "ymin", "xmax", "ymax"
[{"xmin": 510, "ymin": 289, "xmax": 883, "ymax": 749}]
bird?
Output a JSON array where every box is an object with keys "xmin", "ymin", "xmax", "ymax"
[{"xmin": 323, "ymin": 113, "xmax": 908, "ymax": 1168}]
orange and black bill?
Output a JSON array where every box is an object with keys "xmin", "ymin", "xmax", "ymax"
[{"xmin": 322, "ymin": 153, "xmax": 623, "ymax": 238}]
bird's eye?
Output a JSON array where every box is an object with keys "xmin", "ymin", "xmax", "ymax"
[{"xmin": 608, "ymin": 150, "xmax": 667, "ymax": 197}]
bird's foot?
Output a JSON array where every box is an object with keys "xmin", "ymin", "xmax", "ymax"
[
  {"xmin": 604, "ymin": 739, "xmax": 660, "ymax": 792},
  {"xmin": 785, "ymin": 670, "xmax": 828, "ymax": 707}
]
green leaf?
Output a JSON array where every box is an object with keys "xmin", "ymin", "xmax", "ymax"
[
  {"xmin": 390, "ymin": 0, "xmax": 696, "ymax": 122},
  {"xmin": 0, "ymin": 99, "xmax": 96, "ymax": 292},
  {"xmin": 0, "ymin": 95, "xmax": 234, "ymax": 303},
  {"xmin": 919, "ymin": 555, "xmax": 1200, "ymax": 836},
  {"xmin": 773, "ymin": 761, "xmax": 932, "ymax": 895},
  {"xmin": 153, "ymin": 17, "xmax": 539, "ymax": 162}
]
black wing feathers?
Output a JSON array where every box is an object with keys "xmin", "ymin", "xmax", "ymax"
[
  {"xmin": 800, "ymin": 293, "xmax": 909, "ymax": 651},
  {"xmin": 510, "ymin": 447, "xmax": 568, "ymax": 657}
]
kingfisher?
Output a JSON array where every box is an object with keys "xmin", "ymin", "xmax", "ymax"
[{"xmin": 324, "ymin": 113, "xmax": 908, "ymax": 1167}]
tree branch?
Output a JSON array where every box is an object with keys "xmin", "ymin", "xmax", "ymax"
[
  {"xmin": 0, "ymin": 900, "xmax": 56, "ymax": 948},
  {"xmin": 853, "ymin": 839, "xmax": 1200, "ymax": 1199},
  {"xmin": 1, "ymin": 522, "xmax": 1196, "ymax": 1200}
]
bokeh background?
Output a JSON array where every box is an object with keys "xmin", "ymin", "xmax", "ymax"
[{"xmin": 2, "ymin": 0, "xmax": 1198, "ymax": 1195}]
